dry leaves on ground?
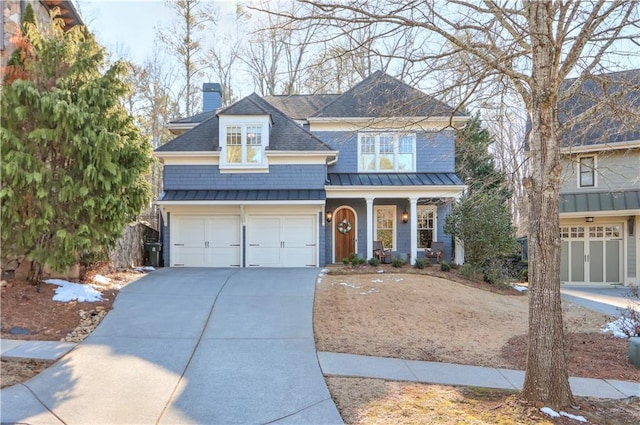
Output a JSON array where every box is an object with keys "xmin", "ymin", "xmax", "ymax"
[{"xmin": 314, "ymin": 272, "xmax": 640, "ymax": 381}]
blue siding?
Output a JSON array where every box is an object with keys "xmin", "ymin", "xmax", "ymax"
[
  {"xmin": 416, "ymin": 131, "xmax": 455, "ymax": 173},
  {"xmin": 164, "ymin": 164, "xmax": 327, "ymax": 190},
  {"xmin": 318, "ymin": 212, "xmax": 326, "ymax": 266},
  {"xmin": 313, "ymin": 130, "xmax": 455, "ymax": 174}
]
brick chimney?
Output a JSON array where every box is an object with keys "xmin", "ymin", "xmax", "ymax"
[{"xmin": 202, "ymin": 83, "xmax": 222, "ymax": 112}]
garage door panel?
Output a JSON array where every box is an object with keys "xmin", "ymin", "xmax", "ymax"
[
  {"xmin": 210, "ymin": 216, "xmax": 241, "ymax": 248},
  {"xmin": 605, "ymin": 240, "xmax": 620, "ymax": 282},
  {"xmin": 172, "ymin": 247, "xmax": 206, "ymax": 267},
  {"xmin": 174, "ymin": 217, "xmax": 206, "ymax": 246},
  {"xmin": 209, "ymin": 247, "xmax": 241, "ymax": 267},
  {"xmin": 247, "ymin": 247, "xmax": 281, "ymax": 267},
  {"xmin": 282, "ymin": 247, "xmax": 316, "ymax": 267},
  {"xmin": 283, "ymin": 216, "xmax": 316, "ymax": 247}
]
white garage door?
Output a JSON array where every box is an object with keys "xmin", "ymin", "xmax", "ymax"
[
  {"xmin": 246, "ymin": 215, "xmax": 317, "ymax": 267},
  {"xmin": 171, "ymin": 215, "xmax": 241, "ymax": 267}
]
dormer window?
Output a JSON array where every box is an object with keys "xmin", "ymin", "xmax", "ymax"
[
  {"xmin": 219, "ymin": 117, "xmax": 269, "ymax": 171},
  {"xmin": 226, "ymin": 125, "xmax": 263, "ymax": 164}
]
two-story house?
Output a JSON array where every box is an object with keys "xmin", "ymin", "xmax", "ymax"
[
  {"xmin": 155, "ymin": 72, "xmax": 468, "ymax": 268},
  {"xmin": 558, "ymin": 70, "xmax": 640, "ymax": 286}
]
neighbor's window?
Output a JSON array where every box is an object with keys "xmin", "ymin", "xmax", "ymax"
[
  {"xmin": 579, "ymin": 156, "xmax": 595, "ymax": 187},
  {"xmin": 417, "ymin": 207, "xmax": 436, "ymax": 249},
  {"xmin": 224, "ymin": 124, "xmax": 265, "ymax": 166},
  {"xmin": 375, "ymin": 206, "xmax": 396, "ymax": 250},
  {"xmin": 358, "ymin": 133, "xmax": 415, "ymax": 172}
]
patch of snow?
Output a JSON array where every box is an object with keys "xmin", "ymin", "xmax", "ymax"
[
  {"xmin": 320, "ymin": 268, "xmax": 329, "ymax": 274},
  {"xmin": 377, "ymin": 269, "xmax": 384, "ymax": 274},
  {"xmin": 540, "ymin": 407, "xmax": 587, "ymax": 422},
  {"xmin": 93, "ymin": 274, "xmax": 111, "ymax": 285},
  {"xmin": 44, "ymin": 279, "xmax": 103, "ymax": 303},
  {"xmin": 540, "ymin": 407, "xmax": 560, "ymax": 418},
  {"xmin": 512, "ymin": 285, "xmax": 528, "ymax": 292},
  {"xmin": 370, "ymin": 279, "xmax": 383, "ymax": 283},
  {"xmin": 360, "ymin": 288, "xmax": 380, "ymax": 295},
  {"xmin": 339, "ymin": 282, "xmax": 361, "ymax": 289},
  {"xmin": 134, "ymin": 266, "xmax": 156, "ymax": 273},
  {"xmin": 394, "ymin": 278, "xmax": 403, "ymax": 282},
  {"xmin": 602, "ymin": 317, "xmax": 634, "ymax": 338}
]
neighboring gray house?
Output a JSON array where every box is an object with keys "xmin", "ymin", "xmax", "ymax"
[
  {"xmin": 557, "ymin": 70, "xmax": 640, "ymax": 286},
  {"xmin": 154, "ymin": 72, "xmax": 468, "ymax": 268}
]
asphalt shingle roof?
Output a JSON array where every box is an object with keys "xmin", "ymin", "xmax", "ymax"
[
  {"xmin": 263, "ymin": 95, "xmax": 340, "ymax": 120},
  {"xmin": 312, "ymin": 71, "xmax": 466, "ymax": 118},
  {"xmin": 156, "ymin": 93, "xmax": 333, "ymax": 152},
  {"xmin": 327, "ymin": 173, "xmax": 464, "ymax": 186},
  {"xmin": 170, "ymin": 111, "xmax": 216, "ymax": 124},
  {"xmin": 160, "ymin": 189, "xmax": 326, "ymax": 201},
  {"xmin": 558, "ymin": 69, "xmax": 640, "ymax": 148}
]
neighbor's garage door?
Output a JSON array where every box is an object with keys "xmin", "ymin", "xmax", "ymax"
[
  {"xmin": 246, "ymin": 215, "xmax": 317, "ymax": 267},
  {"xmin": 171, "ymin": 215, "xmax": 241, "ymax": 267}
]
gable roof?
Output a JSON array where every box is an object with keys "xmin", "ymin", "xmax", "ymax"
[
  {"xmin": 558, "ymin": 69, "xmax": 640, "ymax": 148},
  {"xmin": 156, "ymin": 93, "xmax": 333, "ymax": 153},
  {"xmin": 263, "ymin": 94, "xmax": 339, "ymax": 120},
  {"xmin": 218, "ymin": 93, "xmax": 273, "ymax": 116},
  {"xmin": 311, "ymin": 71, "xmax": 465, "ymax": 118}
]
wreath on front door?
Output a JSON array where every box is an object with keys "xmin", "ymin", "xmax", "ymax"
[{"xmin": 337, "ymin": 218, "xmax": 352, "ymax": 234}]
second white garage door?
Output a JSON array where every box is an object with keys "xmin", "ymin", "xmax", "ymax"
[{"xmin": 246, "ymin": 215, "xmax": 317, "ymax": 267}]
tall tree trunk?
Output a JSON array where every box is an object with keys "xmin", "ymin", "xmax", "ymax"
[{"xmin": 522, "ymin": 1, "xmax": 574, "ymax": 409}]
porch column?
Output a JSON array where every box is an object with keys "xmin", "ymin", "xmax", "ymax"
[
  {"xmin": 366, "ymin": 197, "xmax": 374, "ymax": 259},
  {"xmin": 409, "ymin": 197, "xmax": 418, "ymax": 265},
  {"xmin": 455, "ymin": 237, "xmax": 465, "ymax": 265}
]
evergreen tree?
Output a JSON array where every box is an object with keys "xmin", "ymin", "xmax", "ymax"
[
  {"xmin": 445, "ymin": 115, "xmax": 517, "ymax": 271},
  {"xmin": 1, "ymin": 11, "xmax": 152, "ymax": 281}
]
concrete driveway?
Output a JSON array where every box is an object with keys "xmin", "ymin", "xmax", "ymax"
[
  {"xmin": 1, "ymin": 268, "xmax": 343, "ymax": 424},
  {"xmin": 561, "ymin": 285, "xmax": 638, "ymax": 317}
]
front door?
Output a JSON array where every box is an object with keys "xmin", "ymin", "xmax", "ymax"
[{"xmin": 334, "ymin": 208, "xmax": 356, "ymax": 262}]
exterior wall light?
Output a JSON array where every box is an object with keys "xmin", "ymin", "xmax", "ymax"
[
  {"xmin": 326, "ymin": 211, "xmax": 333, "ymax": 223},
  {"xmin": 402, "ymin": 210, "xmax": 409, "ymax": 223}
]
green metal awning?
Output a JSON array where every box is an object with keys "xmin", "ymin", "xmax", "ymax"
[{"xmin": 559, "ymin": 190, "xmax": 640, "ymax": 213}]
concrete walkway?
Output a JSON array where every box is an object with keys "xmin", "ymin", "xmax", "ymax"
[
  {"xmin": 1, "ymin": 268, "xmax": 342, "ymax": 424},
  {"xmin": 318, "ymin": 352, "xmax": 639, "ymax": 399}
]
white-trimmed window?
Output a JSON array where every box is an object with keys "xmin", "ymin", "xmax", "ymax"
[
  {"xmin": 220, "ymin": 120, "xmax": 268, "ymax": 170},
  {"xmin": 358, "ymin": 133, "xmax": 415, "ymax": 172},
  {"xmin": 578, "ymin": 155, "xmax": 596, "ymax": 187},
  {"xmin": 417, "ymin": 206, "xmax": 436, "ymax": 248},
  {"xmin": 374, "ymin": 206, "xmax": 396, "ymax": 250}
]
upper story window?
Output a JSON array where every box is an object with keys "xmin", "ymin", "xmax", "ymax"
[
  {"xmin": 226, "ymin": 125, "xmax": 263, "ymax": 164},
  {"xmin": 358, "ymin": 133, "xmax": 415, "ymax": 172},
  {"xmin": 219, "ymin": 118, "xmax": 269, "ymax": 170},
  {"xmin": 578, "ymin": 155, "xmax": 596, "ymax": 187}
]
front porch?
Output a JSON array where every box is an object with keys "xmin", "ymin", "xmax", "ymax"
[{"xmin": 323, "ymin": 195, "xmax": 463, "ymax": 265}]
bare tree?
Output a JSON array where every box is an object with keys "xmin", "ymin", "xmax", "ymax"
[
  {"xmin": 156, "ymin": 0, "xmax": 217, "ymax": 116},
  {"xmin": 255, "ymin": 0, "xmax": 640, "ymax": 409}
]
